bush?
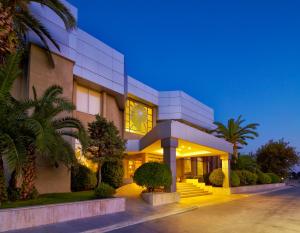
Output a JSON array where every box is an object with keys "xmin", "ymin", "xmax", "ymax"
[
  {"xmin": 266, "ymin": 173, "xmax": 281, "ymax": 183},
  {"xmin": 257, "ymin": 172, "xmax": 272, "ymax": 184},
  {"xmin": 232, "ymin": 155, "xmax": 258, "ymax": 172},
  {"xmin": 7, "ymin": 187, "xmax": 21, "ymax": 201},
  {"xmin": 101, "ymin": 160, "xmax": 124, "ymax": 189},
  {"xmin": 209, "ymin": 168, "xmax": 225, "ymax": 187},
  {"xmin": 133, "ymin": 162, "xmax": 172, "ymax": 192},
  {"xmin": 236, "ymin": 170, "xmax": 258, "ymax": 185},
  {"xmin": 230, "ymin": 171, "xmax": 240, "ymax": 187},
  {"xmin": 94, "ymin": 183, "xmax": 116, "ymax": 198},
  {"xmin": 71, "ymin": 164, "xmax": 97, "ymax": 192}
]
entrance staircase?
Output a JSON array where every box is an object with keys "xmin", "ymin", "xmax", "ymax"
[{"xmin": 177, "ymin": 182, "xmax": 212, "ymax": 198}]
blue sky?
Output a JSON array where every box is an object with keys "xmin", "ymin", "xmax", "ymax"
[{"xmin": 68, "ymin": 0, "xmax": 300, "ymax": 155}]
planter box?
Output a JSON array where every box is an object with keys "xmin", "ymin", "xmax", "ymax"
[
  {"xmin": 0, "ymin": 197, "xmax": 125, "ymax": 232},
  {"xmin": 141, "ymin": 192, "xmax": 180, "ymax": 206},
  {"xmin": 231, "ymin": 183, "xmax": 285, "ymax": 194}
]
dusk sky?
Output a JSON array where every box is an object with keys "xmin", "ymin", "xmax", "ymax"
[{"xmin": 68, "ymin": 0, "xmax": 300, "ymax": 155}]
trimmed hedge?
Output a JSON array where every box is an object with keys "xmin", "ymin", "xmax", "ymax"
[
  {"xmin": 101, "ymin": 160, "xmax": 124, "ymax": 189},
  {"xmin": 266, "ymin": 173, "xmax": 281, "ymax": 183},
  {"xmin": 133, "ymin": 162, "xmax": 172, "ymax": 192},
  {"xmin": 257, "ymin": 172, "xmax": 272, "ymax": 184},
  {"xmin": 71, "ymin": 164, "xmax": 97, "ymax": 192},
  {"xmin": 235, "ymin": 170, "xmax": 258, "ymax": 185},
  {"xmin": 230, "ymin": 170, "xmax": 240, "ymax": 187},
  {"xmin": 209, "ymin": 168, "xmax": 225, "ymax": 187},
  {"xmin": 94, "ymin": 183, "xmax": 116, "ymax": 198}
]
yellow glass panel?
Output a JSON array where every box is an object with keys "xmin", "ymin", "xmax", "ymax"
[{"xmin": 125, "ymin": 99, "xmax": 153, "ymax": 135}]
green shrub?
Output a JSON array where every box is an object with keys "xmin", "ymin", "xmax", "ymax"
[
  {"xmin": 209, "ymin": 168, "xmax": 225, "ymax": 187},
  {"xmin": 133, "ymin": 162, "xmax": 172, "ymax": 192},
  {"xmin": 7, "ymin": 187, "xmax": 21, "ymax": 201},
  {"xmin": 71, "ymin": 164, "xmax": 97, "ymax": 192},
  {"xmin": 266, "ymin": 173, "xmax": 281, "ymax": 183},
  {"xmin": 232, "ymin": 155, "xmax": 258, "ymax": 172},
  {"xmin": 101, "ymin": 160, "xmax": 124, "ymax": 189},
  {"xmin": 230, "ymin": 170, "xmax": 240, "ymax": 187},
  {"xmin": 94, "ymin": 183, "xmax": 116, "ymax": 198},
  {"xmin": 236, "ymin": 170, "xmax": 258, "ymax": 185},
  {"xmin": 257, "ymin": 172, "xmax": 272, "ymax": 184}
]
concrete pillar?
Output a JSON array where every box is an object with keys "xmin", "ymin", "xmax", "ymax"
[
  {"xmin": 220, "ymin": 154, "xmax": 230, "ymax": 188},
  {"xmin": 191, "ymin": 157, "xmax": 198, "ymax": 177},
  {"xmin": 161, "ymin": 138, "xmax": 178, "ymax": 192},
  {"xmin": 197, "ymin": 157, "xmax": 204, "ymax": 176}
]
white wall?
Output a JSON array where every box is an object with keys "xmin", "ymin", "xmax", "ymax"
[
  {"xmin": 29, "ymin": 1, "xmax": 125, "ymax": 95},
  {"xmin": 158, "ymin": 91, "xmax": 215, "ymax": 130}
]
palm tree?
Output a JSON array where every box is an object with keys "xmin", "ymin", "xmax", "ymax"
[
  {"xmin": 0, "ymin": 53, "xmax": 35, "ymax": 202},
  {"xmin": 20, "ymin": 85, "xmax": 88, "ymax": 199},
  {"xmin": 211, "ymin": 115, "xmax": 259, "ymax": 162},
  {"xmin": 0, "ymin": 0, "xmax": 76, "ymax": 62}
]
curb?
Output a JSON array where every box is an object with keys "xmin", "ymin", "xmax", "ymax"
[{"xmin": 81, "ymin": 206, "xmax": 198, "ymax": 233}]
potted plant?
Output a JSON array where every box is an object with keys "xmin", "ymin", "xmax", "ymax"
[{"xmin": 133, "ymin": 162, "xmax": 179, "ymax": 206}]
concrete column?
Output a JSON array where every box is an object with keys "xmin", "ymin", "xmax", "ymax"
[
  {"xmin": 220, "ymin": 154, "xmax": 230, "ymax": 188},
  {"xmin": 197, "ymin": 157, "xmax": 204, "ymax": 176},
  {"xmin": 161, "ymin": 138, "xmax": 178, "ymax": 192},
  {"xmin": 191, "ymin": 157, "xmax": 198, "ymax": 177}
]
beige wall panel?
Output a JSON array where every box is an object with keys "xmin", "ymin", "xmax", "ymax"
[
  {"xmin": 106, "ymin": 94, "xmax": 123, "ymax": 133},
  {"xmin": 28, "ymin": 45, "xmax": 74, "ymax": 100},
  {"xmin": 28, "ymin": 44, "xmax": 74, "ymax": 193}
]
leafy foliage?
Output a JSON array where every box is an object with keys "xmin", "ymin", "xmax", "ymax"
[
  {"xmin": 101, "ymin": 160, "xmax": 124, "ymax": 189},
  {"xmin": 87, "ymin": 115, "xmax": 126, "ymax": 185},
  {"xmin": 209, "ymin": 168, "xmax": 225, "ymax": 187},
  {"xmin": 133, "ymin": 162, "xmax": 172, "ymax": 192},
  {"xmin": 232, "ymin": 155, "xmax": 258, "ymax": 172},
  {"xmin": 256, "ymin": 139, "xmax": 299, "ymax": 178},
  {"xmin": 20, "ymin": 85, "xmax": 88, "ymax": 199},
  {"xmin": 212, "ymin": 115, "xmax": 259, "ymax": 162},
  {"xmin": 71, "ymin": 164, "xmax": 97, "ymax": 192},
  {"xmin": 0, "ymin": 0, "xmax": 76, "ymax": 62},
  {"xmin": 266, "ymin": 173, "xmax": 281, "ymax": 184},
  {"xmin": 257, "ymin": 171, "xmax": 272, "ymax": 184},
  {"xmin": 230, "ymin": 170, "xmax": 240, "ymax": 187},
  {"xmin": 235, "ymin": 170, "xmax": 258, "ymax": 185},
  {"xmin": 94, "ymin": 183, "xmax": 116, "ymax": 198}
]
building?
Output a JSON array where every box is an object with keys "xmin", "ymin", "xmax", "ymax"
[{"xmin": 10, "ymin": 1, "xmax": 233, "ymax": 194}]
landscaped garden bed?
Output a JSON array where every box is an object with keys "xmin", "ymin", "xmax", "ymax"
[
  {"xmin": 0, "ymin": 196, "xmax": 125, "ymax": 232},
  {"xmin": 1, "ymin": 191, "xmax": 96, "ymax": 209}
]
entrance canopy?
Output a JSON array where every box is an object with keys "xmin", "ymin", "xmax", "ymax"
[{"xmin": 126, "ymin": 120, "xmax": 233, "ymax": 156}]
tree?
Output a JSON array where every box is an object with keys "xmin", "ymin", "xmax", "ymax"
[
  {"xmin": 0, "ymin": 53, "xmax": 32, "ymax": 202},
  {"xmin": 256, "ymin": 139, "xmax": 299, "ymax": 178},
  {"xmin": 212, "ymin": 115, "xmax": 259, "ymax": 162},
  {"xmin": 20, "ymin": 85, "xmax": 88, "ymax": 199},
  {"xmin": 232, "ymin": 154, "xmax": 258, "ymax": 172},
  {"xmin": 0, "ymin": 0, "xmax": 76, "ymax": 63},
  {"xmin": 87, "ymin": 115, "xmax": 126, "ymax": 186}
]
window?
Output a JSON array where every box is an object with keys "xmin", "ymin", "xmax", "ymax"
[
  {"xmin": 76, "ymin": 85, "xmax": 101, "ymax": 115},
  {"xmin": 125, "ymin": 99, "xmax": 153, "ymax": 135}
]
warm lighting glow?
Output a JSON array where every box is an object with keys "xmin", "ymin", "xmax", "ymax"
[
  {"xmin": 75, "ymin": 140, "xmax": 98, "ymax": 172},
  {"xmin": 125, "ymin": 99, "xmax": 153, "ymax": 135},
  {"xmin": 142, "ymin": 139, "xmax": 225, "ymax": 157}
]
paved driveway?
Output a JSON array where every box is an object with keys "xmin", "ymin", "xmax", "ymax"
[{"xmin": 111, "ymin": 187, "xmax": 300, "ymax": 233}]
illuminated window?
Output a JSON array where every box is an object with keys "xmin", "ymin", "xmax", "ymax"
[
  {"xmin": 125, "ymin": 99, "xmax": 153, "ymax": 135},
  {"xmin": 76, "ymin": 85, "xmax": 101, "ymax": 115}
]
